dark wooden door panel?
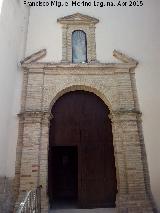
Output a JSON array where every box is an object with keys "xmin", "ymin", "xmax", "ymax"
[
  {"xmin": 49, "ymin": 91, "xmax": 117, "ymax": 208},
  {"xmin": 48, "ymin": 146, "xmax": 78, "ymax": 204}
]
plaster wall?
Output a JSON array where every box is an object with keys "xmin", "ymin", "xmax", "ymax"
[
  {"xmin": 0, "ymin": 0, "xmax": 29, "ymax": 176},
  {"xmin": 25, "ymin": 1, "xmax": 160, "ymax": 210}
]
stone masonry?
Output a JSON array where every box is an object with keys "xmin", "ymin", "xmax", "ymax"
[
  {"xmin": 57, "ymin": 13, "xmax": 99, "ymax": 63},
  {"xmin": 13, "ymin": 50, "xmax": 155, "ymax": 213},
  {"xmin": 13, "ymin": 13, "xmax": 156, "ymax": 213}
]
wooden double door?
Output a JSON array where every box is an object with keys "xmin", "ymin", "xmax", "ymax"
[{"xmin": 48, "ymin": 91, "xmax": 117, "ymax": 208}]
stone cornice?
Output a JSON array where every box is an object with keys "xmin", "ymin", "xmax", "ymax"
[
  {"xmin": 22, "ymin": 62, "xmax": 136, "ymax": 70},
  {"xmin": 111, "ymin": 110, "xmax": 142, "ymax": 116},
  {"xmin": 57, "ymin": 13, "xmax": 99, "ymax": 25},
  {"xmin": 21, "ymin": 49, "xmax": 138, "ymax": 70},
  {"xmin": 18, "ymin": 110, "xmax": 142, "ymax": 122},
  {"xmin": 109, "ymin": 110, "xmax": 142, "ymax": 122},
  {"xmin": 113, "ymin": 50, "xmax": 138, "ymax": 65},
  {"xmin": 21, "ymin": 49, "xmax": 46, "ymax": 64},
  {"xmin": 18, "ymin": 111, "xmax": 49, "ymax": 117},
  {"xmin": 18, "ymin": 111, "xmax": 51, "ymax": 124}
]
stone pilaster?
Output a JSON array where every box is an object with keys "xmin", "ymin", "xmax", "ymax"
[
  {"xmin": 15, "ymin": 111, "xmax": 50, "ymax": 212},
  {"xmin": 88, "ymin": 25, "xmax": 97, "ymax": 62},
  {"xmin": 18, "ymin": 112, "xmax": 44, "ymax": 192},
  {"xmin": 61, "ymin": 25, "xmax": 68, "ymax": 62},
  {"xmin": 39, "ymin": 112, "xmax": 50, "ymax": 213},
  {"xmin": 110, "ymin": 111, "xmax": 154, "ymax": 212}
]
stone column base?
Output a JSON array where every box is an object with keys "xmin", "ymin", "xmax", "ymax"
[
  {"xmin": 116, "ymin": 194, "xmax": 154, "ymax": 213},
  {"xmin": 41, "ymin": 189, "xmax": 49, "ymax": 213}
]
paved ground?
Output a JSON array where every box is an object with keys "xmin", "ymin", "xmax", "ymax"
[{"xmin": 49, "ymin": 208, "xmax": 115, "ymax": 213}]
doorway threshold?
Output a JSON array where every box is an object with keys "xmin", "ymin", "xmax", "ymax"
[
  {"xmin": 50, "ymin": 200, "xmax": 78, "ymax": 209},
  {"xmin": 49, "ymin": 208, "xmax": 116, "ymax": 213}
]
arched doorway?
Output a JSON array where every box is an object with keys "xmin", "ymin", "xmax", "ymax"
[{"xmin": 48, "ymin": 90, "xmax": 117, "ymax": 208}]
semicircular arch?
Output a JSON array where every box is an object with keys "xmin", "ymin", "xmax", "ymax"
[{"xmin": 48, "ymin": 85, "xmax": 113, "ymax": 115}]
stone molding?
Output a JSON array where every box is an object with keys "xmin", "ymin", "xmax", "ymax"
[
  {"xmin": 18, "ymin": 111, "xmax": 50, "ymax": 124},
  {"xmin": 109, "ymin": 110, "xmax": 142, "ymax": 122},
  {"xmin": 21, "ymin": 49, "xmax": 46, "ymax": 64},
  {"xmin": 18, "ymin": 109, "xmax": 142, "ymax": 123},
  {"xmin": 57, "ymin": 13, "xmax": 99, "ymax": 63},
  {"xmin": 113, "ymin": 49, "xmax": 138, "ymax": 65},
  {"xmin": 57, "ymin": 13, "xmax": 99, "ymax": 25},
  {"xmin": 22, "ymin": 62, "xmax": 137, "ymax": 70},
  {"xmin": 21, "ymin": 49, "xmax": 138, "ymax": 70}
]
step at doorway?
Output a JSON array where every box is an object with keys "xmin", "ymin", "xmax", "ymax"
[{"xmin": 49, "ymin": 208, "xmax": 116, "ymax": 213}]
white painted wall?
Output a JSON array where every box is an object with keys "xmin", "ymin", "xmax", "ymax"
[
  {"xmin": 0, "ymin": 0, "xmax": 29, "ymax": 176},
  {"xmin": 25, "ymin": 1, "xmax": 160, "ymax": 210},
  {"xmin": 0, "ymin": 0, "xmax": 4, "ymax": 13}
]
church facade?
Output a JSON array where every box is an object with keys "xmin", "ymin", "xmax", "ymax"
[
  {"xmin": 0, "ymin": 1, "xmax": 160, "ymax": 213},
  {"xmin": 14, "ymin": 13, "xmax": 155, "ymax": 212}
]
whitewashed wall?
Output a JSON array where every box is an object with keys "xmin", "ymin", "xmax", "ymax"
[
  {"xmin": 0, "ymin": 0, "xmax": 29, "ymax": 176},
  {"xmin": 25, "ymin": 1, "xmax": 160, "ymax": 210}
]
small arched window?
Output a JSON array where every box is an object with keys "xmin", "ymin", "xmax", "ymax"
[{"xmin": 72, "ymin": 30, "xmax": 87, "ymax": 63}]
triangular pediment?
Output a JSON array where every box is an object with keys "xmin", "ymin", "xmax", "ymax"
[
  {"xmin": 20, "ymin": 49, "xmax": 138, "ymax": 69},
  {"xmin": 113, "ymin": 50, "xmax": 138, "ymax": 65},
  {"xmin": 21, "ymin": 49, "xmax": 47, "ymax": 64},
  {"xmin": 57, "ymin": 13, "xmax": 99, "ymax": 24}
]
